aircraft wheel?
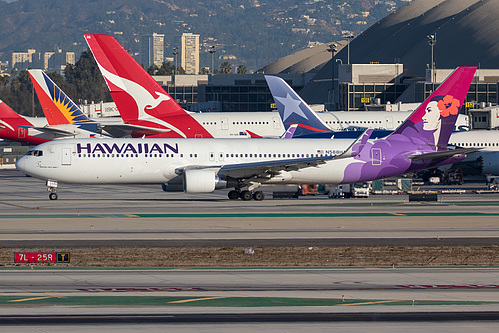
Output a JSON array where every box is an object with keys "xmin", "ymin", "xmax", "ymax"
[
  {"xmin": 49, "ymin": 192, "xmax": 58, "ymax": 200},
  {"xmin": 240, "ymin": 190, "xmax": 252, "ymax": 201},
  {"xmin": 228, "ymin": 190, "xmax": 240, "ymax": 200},
  {"xmin": 253, "ymin": 191, "xmax": 265, "ymax": 201}
]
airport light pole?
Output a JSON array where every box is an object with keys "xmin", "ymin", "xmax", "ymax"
[
  {"xmin": 428, "ymin": 34, "xmax": 436, "ymax": 83},
  {"xmin": 327, "ymin": 43, "xmax": 338, "ymax": 111},
  {"xmin": 209, "ymin": 46, "xmax": 216, "ymax": 74},
  {"xmin": 173, "ymin": 47, "xmax": 178, "ymax": 101},
  {"xmin": 345, "ymin": 34, "xmax": 354, "ymax": 65}
]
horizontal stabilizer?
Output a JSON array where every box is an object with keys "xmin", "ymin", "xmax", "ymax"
[
  {"xmin": 23, "ymin": 126, "xmax": 76, "ymax": 137},
  {"xmin": 281, "ymin": 124, "xmax": 298, "ymax": 139},
  {"xmin": 408, "ymin": 147, "xmax": 481, "ymax": 160},
  {"xmin": 246, "ymin": 130, "xmax": 262, "ymax": 138},
  {"xmin": 101, "ymin": 124, "xmax": 171, "ymax": 137},
  {"xmin": 335, "ymin": 128, "xmax": 373, "ymax": 159}
]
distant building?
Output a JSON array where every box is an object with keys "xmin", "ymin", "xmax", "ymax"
[
  {"xmin": 140, "ymin": 33, "xmax": 165, "ymax": 68},
  {"xmin": 66, "ymin": 52, "xmax": 75, "ymax": 67},
  {"xmin": 11, "ymin": 49, "xmax": 36, "ymax": 70},
  {"xmin": 10, "ymin": 49, "xmax": 74, "ymax": 72},
  {"xmin": 181, "ymin": 33, "xmax": 200, "ymax": 74},
  {"xmin": 0, "ymin": 61, "xmax": 9, "ymax": 74},
  {"xmin": 43, "ymin": 52, "xmax": 55, "ymax": 70},
  {"xmin": 44, "ymin": 50, "xmax": 76, "ymax": 71}
]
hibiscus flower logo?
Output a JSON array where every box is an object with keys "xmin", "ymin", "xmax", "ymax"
[{"xmin": 437, "ymin": 95, "xmax": 460, "ymax": 117}]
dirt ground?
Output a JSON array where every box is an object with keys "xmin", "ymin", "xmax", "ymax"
[{"xmin": 2, "ymin": 246, "xmax": 499, "ymax": 267}]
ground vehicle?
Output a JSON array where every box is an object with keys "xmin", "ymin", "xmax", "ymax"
[
  {"xmin": 330, "ymin": 182, "xmax": 370, "ymax": 198},
  {"xmin": 443, "ymin": 168, "xmax": 463, "ymax": 185},
  {"xmin": 486, "ymin": 175, "xmax": 499, "ymax": 190}
]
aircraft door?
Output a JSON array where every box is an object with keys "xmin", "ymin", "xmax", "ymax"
[
  {"xmin": 385, "ymin": 116, "xmax": 394, "ymax": 129},
  {"xmin": 61, "ymin": 148, "xmax": 71, "ymax": 165},
  {"xmin": 273, "ymin": 117, "xmax": 281, "ymax": 130},
  {"xmin": 221, "ymin": 117, "xmax": 229, "ymax": 130},
  {"xmin": 18, "ymin": 127, "xmax": 26, "ymax": 139},
  {"xmin": 371, "ymin": 148, "xmax": 381, "ymax": 166},
  {"xmin": 219, "ymin": 152, "xmax": 224, "ymax": 162},
  {"xmin": 209, "ymin": 152, "xmax": 215, "ymax": 162}
]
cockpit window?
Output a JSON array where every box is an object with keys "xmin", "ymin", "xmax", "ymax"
[{"xmin": 26, "ymin": 150, "xmax": 43, "ymax": 157}]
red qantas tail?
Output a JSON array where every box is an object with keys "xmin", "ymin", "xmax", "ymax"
[
  {"xmin": 84, "ymin": 34, "xmax": 212, "ymax": 138},
  {"xmin": 0, "ymin": 100, "xmax": 48, "ymax": 144}
]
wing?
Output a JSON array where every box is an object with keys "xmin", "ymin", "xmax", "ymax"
[{"xmin": 176, "ymin": 155, "xmax": 337, "ymax": 180}]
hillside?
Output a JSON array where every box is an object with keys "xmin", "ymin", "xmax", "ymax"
[{"xmin": 0, "ymin": 0, "xmax": 410, "ymax": 71}]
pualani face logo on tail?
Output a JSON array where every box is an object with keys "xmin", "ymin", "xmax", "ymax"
[
  {"xmin": 395, "ymin": 94, "xmax": 462, "ymax": 150},
  {"xmin": 421, "ymin": 94, "xmax": 460, "ymax": 148}
]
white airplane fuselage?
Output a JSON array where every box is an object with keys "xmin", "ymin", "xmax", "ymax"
[
  {"xmin": 448, "ymin": 130, "xmax": 499, "ymax": 175},
  {"xmin": 16, "ymin": 138, "xmax": 356, "ymax": 186},
  {"xmin": 172, "ymin": 111, "xmax": 469, "ymax": 138}
]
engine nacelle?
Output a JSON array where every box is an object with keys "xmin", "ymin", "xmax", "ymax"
[
  {"xmin": 183, "ymin": 169, "xmax": 228, "ymax": 193},
  {"xmin": 480, "ymin": 152, "xmax": 499, "ymax": 175},
  {"xmin": 161, "ymin": 183, "xmax": 184, "ymax": 192}
]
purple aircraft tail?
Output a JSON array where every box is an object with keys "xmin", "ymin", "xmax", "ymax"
[
  {"xmin": 341, "ymin": 67, "xmax": 476, "ymax": 184},
  {"xmin": 388, "ymin": 67, "xmax": 476, "ymax": 150}
]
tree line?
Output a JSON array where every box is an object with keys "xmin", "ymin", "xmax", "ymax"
[{"xmin": 0, "ymin": 51, "xmax": 249, "ymax": 117}]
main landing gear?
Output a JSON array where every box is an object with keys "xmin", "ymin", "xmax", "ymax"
[
  {"xmin": 228, "ymin": 189, "xmax": 265, "ymax": 201},
  {"xmin": 46, "ymin": 180, "xmax": 58, "ymax": 200}
]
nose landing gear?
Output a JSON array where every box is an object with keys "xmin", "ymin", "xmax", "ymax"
[{"xmin": 46, "ymin": 180, "xmax": 58, "ymax": 200}]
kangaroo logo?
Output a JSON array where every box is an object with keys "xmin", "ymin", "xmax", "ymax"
[
  {"xmin": 94, "ymin": 60, "xmax": 186, "ymax": 137},
  {"xmin": 145, "ymin": 91, "xmax": 171, "ymax": 112}
]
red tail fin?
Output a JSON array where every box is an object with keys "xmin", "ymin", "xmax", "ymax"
[{"xmin": 85, "ymin": 34, "xmax": 212, "ymax": 138}]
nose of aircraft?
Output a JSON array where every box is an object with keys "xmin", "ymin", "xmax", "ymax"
[{"xmin": 15, "ymin": 155, "xmax": 27, "ymax": 173}]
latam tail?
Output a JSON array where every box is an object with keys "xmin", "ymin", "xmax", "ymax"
[
  {"xmin": 84, "ymin": 34, "xmax": 212, "ymax": 138},
  {"xmin": 28, "ymin": 69, "xmax": 90, "ymax": 126},
  {"xmin": 265, "ymin": 75, "xmax": 331, "ymax": 138}
]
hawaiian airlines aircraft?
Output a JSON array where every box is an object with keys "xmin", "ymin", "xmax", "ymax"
[
  {"xmin": 85, "ymin": 34, "xmax": 469, "ymax": 140},
  {"xmin": 16, "ymin": 67, "xmax": 476, "ymax": 201}
]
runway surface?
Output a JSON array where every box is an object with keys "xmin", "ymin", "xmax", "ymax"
[
  {"xmin": 2, "ymin": 169, "xmax": 499, "ymax": 331},
  {"xmin": 1, "ymin": 267, "xmax": 499, "ymax": 331},
  {"xmin": 1, "ymin": 170, "xmax": 499, "ymax": 247}
]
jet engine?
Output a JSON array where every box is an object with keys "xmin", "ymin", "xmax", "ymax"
[
  {"xmin": 183, "ymin": 169, "xmax": 229, "ymax": 193},
  {"xmin": 479, "ymin": 152, "xmax": 499, "ymax": 175}
]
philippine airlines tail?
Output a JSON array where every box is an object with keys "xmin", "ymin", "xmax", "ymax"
[
  {"xmin": 265, "ymin": 75, "xmax": 332, "ymax": 138},
  {"xmin": 84, "ymin": 34, "xmax": 212, "ymax": 138},
  {"xmin": 28, "ymin": 69, "xmax": 90, "ymax": 126}
]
